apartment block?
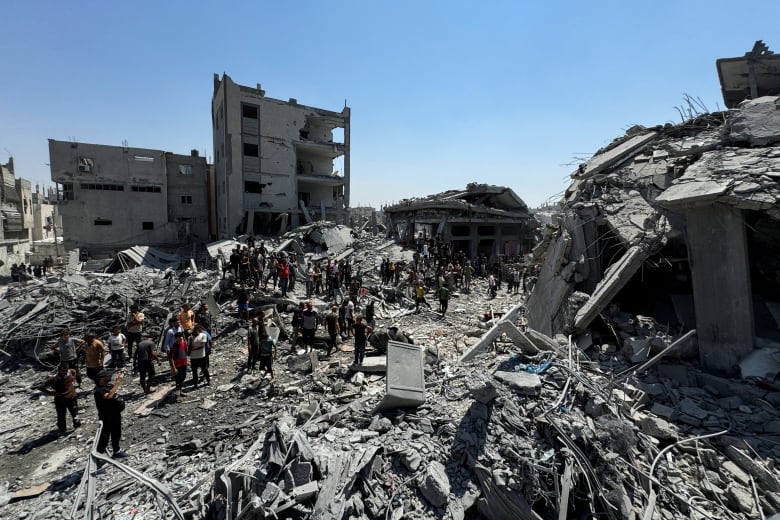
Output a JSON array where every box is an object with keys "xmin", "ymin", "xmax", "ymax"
[
  {"xmin": 48, "ymin": 140, "xmax": 210, "ymax": 254},
  {"xmin": 212, "ymin": 74, "xmax": 350, "ymax": 238}
]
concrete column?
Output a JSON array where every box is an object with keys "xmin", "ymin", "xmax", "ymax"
[{"xmin": 686, "ymin": 205, "xmax": 753, "ymax": 374}]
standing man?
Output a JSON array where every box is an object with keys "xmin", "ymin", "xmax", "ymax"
[
  {"xmin": 324, "ymin": 305, "xmax": 340, "ymax": 356},
  {"xmin": 136, "ymin": 332, "xmax": 159, "ymax": 394},
  {"xmin": 195, "ymin": 303, "xmax": 213, "ymax": 334},
  {"xmin": 168, "ymin": 331, "xmax": 189, "ymax": 399},
  {"xmin": 247, "ymin": 317, "xmax": 261, "ymax": 372},
  {"xmin": 237, "ymin": 284, "xmax": 250, "ymax": 323},
  {"xmin": 301, "ymin": 302, "xmax": 318, "ymax": 352},
  {"xmin": 125, "ymin": 304, "xmax": 144, "ymax": 371},
  {"xmin": 83, "ymin": 332, "xmax": 105, "ymax": 384},
  {"xmin": 438, "ymin": 283, "xmax": 450, "ymax": 317},
  {"xmin": 106, "ymin": 326, "xmax": 127, "ymax": 369},
  {"xmin": 178, "ymin": 303, "xmax": 195, "ymax": 337},
  {"xmin": 258, "ymin": 332, "xmax": 278, "ymax": 382},
  {"xmin": 37, "ymin": 363, "xmax": 81, "ymax": 433},
  {"xmin": 352, "ymin": 316, "xmax": 372, "ymax": 366},
  {"xmin": 94, "ymin": 370, "xmax": 127, "ymax": 459},
  {"xmin": 53, "ymin": 328, "xmax": 82, "ymax": 385},
  {"xmin": 189, "ymin": 324, "xmax": 211, "ymax": 387}
]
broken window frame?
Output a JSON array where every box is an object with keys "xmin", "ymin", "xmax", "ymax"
[
  {"xmin": 243, "ymin": 143, "xmax": 259, "ymax": 157},
  {"xmin": 178, "ymin": 164, "xmax": 192, "ymax": 175},
  {"xmin": 78, "ymin": 157, "xmax": 94, "ymax": 173}
]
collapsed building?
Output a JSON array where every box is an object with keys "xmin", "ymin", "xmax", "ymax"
[
  {"xmin": 527, "ymin": 95, "xmax": 780, "ymax": 375},
  {"xmin": 383, "ymin": 183, "xmax": 538, "ymax": 261}
]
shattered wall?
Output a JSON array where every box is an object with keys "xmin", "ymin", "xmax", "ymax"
[{"xmin": 528, "ymin": 97, "xmax": 780, "ymax": 374}]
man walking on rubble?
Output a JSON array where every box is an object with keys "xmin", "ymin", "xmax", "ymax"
[
  {"xmin": 169, "ymin": 331, "xmax": 189, "ymax": 399},
  {"xmin": 258, "ymin": 331, "xmax": 278, "ymax": 383},
  {"xmin": 54, "ymin": 328, "xmax": 83, "ymax": 385},
  {"xmin": 325, "ymin": 305, "xmax": 340, "ymax": 356},
  {"xmin": 94, "ymin": 370, "xmax": 128, "ymax": 459},
  {"xmin": 189, "ymin": 324, "xmax": 211, "ymax": 387},
  {"xmin": 136, "ymin": 332, "xmax": 160, "ymax": 394},
  {"xmin": 438, "ymin": 283, "xmax": 450, "ymax": 317},
  {"xmin": 247, "ymin": 317, "xmax": 262, "ymax": 372},
  {"xmin": 125, "ymin": 304, "xmax": 144, "ymax": 372},
  {"xmin": 301, "ymin": 301, "xmax": 318, "ymax": 352},
  {"xmin": 107, "ymin": 326, "xmax": 127, "ymax": 369},
  {"xmin": 38, "ymin": 363, "xmax": 81, "ymax": 433},
  {"xmin": 352, "ymin": 315, "xmax": 372, "ymax": 366}
]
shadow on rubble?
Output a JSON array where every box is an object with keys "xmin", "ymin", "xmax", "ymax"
[
  {"xmin": 10, "ymin": 430, "xmax": 62, "ymax": 455},
  {"xmin": 446, "ymin": 401, "xmax": 492, "ymax": 498}
]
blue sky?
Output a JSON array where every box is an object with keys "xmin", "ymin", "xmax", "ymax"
[{"xmin": 2, "ymin": 1, "xmax": 779, "ymax": 209}]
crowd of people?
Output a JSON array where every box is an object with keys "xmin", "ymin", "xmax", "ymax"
[
  {"xmin": 35, "ymin": 234, "xmax": 538, "ymax": 462},
  {"xmin": 38, "ymin": 300, "xmax": 217, "ymax": 460}
]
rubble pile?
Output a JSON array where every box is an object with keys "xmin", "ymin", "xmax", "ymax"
[{"xmin": 0, "ymin": 155, "xmax": 779, "ymax": 518}]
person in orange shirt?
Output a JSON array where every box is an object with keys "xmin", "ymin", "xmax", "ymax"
[
  {"xmin": 83, "ymin": 331, "xmax": 105, "ymax": 384},
  {"xmin": 178, "ymin": 303, "xmax": 195, "ymax": 337}
]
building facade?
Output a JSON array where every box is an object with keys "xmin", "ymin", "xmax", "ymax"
[
  {"xmin": 0, "ymin": 158, "xmax": 35, "ymax": 274},
  {"xmin": 48, "ymin": 140, "xmax": 210, "ymax": 254},
  {"xmin": 211, "ymin": 74, "xmax": 350, "ymax": 238}
]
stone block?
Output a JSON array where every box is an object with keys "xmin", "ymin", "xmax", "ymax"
[
  {"xmin": 640, "ymin": 415, "xmax": 678, "ymax": 440},
  {"xmin": 650, "ymin": 403, "xmax": 676, "ymax": 421},
  {"xmin": 466, "ymin": 372, "xmax": 499, "ymax": 404},
  {"xmin": 418, "ymin": 461, "xmax": 450, "ymax": 508},
  {"xmin": 624, "ymin": 336, "xmax": 651, "ymax": 363},
  {"xmin": 493, "ymin": 370, "xmax": 541, "ymax": 395},
  {"xmin": 679, "ymin": 398, "xmax": 709, "ymax": 420}
]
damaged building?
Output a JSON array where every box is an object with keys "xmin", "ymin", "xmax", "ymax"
[
  {"xmin": 383, "ymin": 183, "xmax": 538, "ymax": 260},
  {"xmin": 48, "ymin": 140, "xmax": 211, "ymax": 254},
  {"xmin": 211, "ymin": 74, "xmax": 351, "ymax": 238},
  {"xmin": 527, "ymin": 45, "xmax": 780, "ymax": 375}
]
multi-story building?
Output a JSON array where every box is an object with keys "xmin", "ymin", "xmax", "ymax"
[
  {"xmin": 48, "ymin": 140, "xmax": 210, "ymax": 254},
  {"xmin": 211, "ymin": 74, "xmax": 350, "ymax": 238},
  {"xmin": 0, "ymin": 157, "xmax": 36, "ymax": 274}
]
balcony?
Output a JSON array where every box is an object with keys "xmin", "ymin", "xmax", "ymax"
[{"xmin": 294, "ymin": 139, "xmax": 345, "ymax": 159}]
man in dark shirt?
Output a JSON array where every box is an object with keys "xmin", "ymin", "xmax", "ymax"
[
  {"xmin": 247, "ymin": 317, "xmax": 261, "ymax": 372},
  {"xmin": 38, "ymin": 363, "xmax": 81, "ymax": 433},
  {"xmin": 352, "ymin": 315, "xmax": 372, "ymax": 366},
  {"xmin": 136, "ymin": 333, "xmax": 159, "ymax": 394},
  {"xmin": 301, "ymin": 302, "xmax": 318, "ymax": 352},
  {"xmin": 94, "ymin": 370, "xmax": 127, "ymax": 459},
  {"xmin": 237, "ymin": 284, "xmax": 250, "ymax": 322},
  {"xmin": 325, "ymin": 305, "xmax": 340, "ymax": 356}
]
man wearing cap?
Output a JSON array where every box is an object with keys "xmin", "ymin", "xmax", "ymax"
[
  {"xmin": 94, "ymin": 370, "xmax": 127, "ymax": 459},
  {"xmin": 38, "ymin": 363, "xmax": 81, "ymax": 433}
]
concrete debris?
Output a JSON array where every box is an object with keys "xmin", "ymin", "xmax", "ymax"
[{"xmin": 3, "ymin": 75, "xmax": 780, "ymax": 520}]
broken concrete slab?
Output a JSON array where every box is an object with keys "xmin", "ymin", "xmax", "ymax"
[
  {"xmin": 418, "ymin": 461, "xmax": 450, "ymax": 508},
  {"xmin": 375, "ymin": 341, "xmax": 425, "ymax": 412},
  {"xmin": 493, "ymin": 370, "xmax": 541, "ymax": 396}
]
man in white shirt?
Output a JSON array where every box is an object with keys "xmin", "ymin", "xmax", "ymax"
[
  {"xmin": 107, "ymin": 326, "xmax": 127, "ymax": 368},
  {"xmin": 189, "ymin": 325, "xmax": 211, "ymax": 388}
]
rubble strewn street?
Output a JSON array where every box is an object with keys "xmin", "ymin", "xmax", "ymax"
[
  {"xmin": 1, "ymin": 196, "xmax": 779, "ymax": 519},
  {"xmin": 3, "ymin": 45, "xmax": 780, "ymax": 517}
]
